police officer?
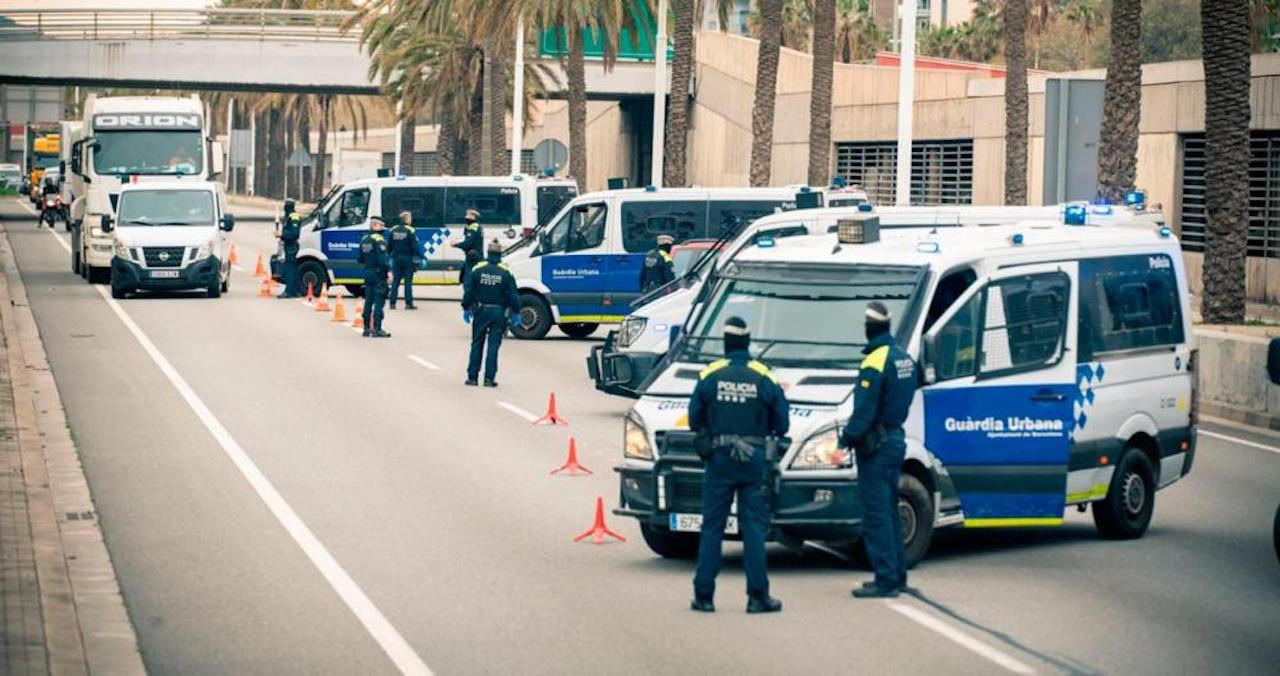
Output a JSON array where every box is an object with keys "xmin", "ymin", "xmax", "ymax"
[
  {"xmin": 357, "ymin": 217, "xmax": 392, "ymax": 338},
  {"xmin": 277, "ymin": 207, "xmax": 303, "ymax": 299},
  {"xmin": 639, "ymin": 234, "xmax": 676, "ymax": 292},
  {"xmin": 841, "ymin": 301, "xmax": 918, "ymax": 598},
  {"xmin": 461, "ymin": 239, "xmax": 520, "ymax": 387},
  {"xmin": 454, "ymin": 208, "xmax": 484, "ymax": 283},
  {"xmin": 688, "ymin": 316, "xmax": 789, "ymax": 614},
  {"xmin": 388, "ymin": 210, "xmax": 421, "ymax": 310}
]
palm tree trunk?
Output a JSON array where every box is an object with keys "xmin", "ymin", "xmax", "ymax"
[
  {"xmin": 298, "ymin": 105, "xmax": 312, "ymax": 202},
  {"xmin": 313, "ymin": 96, "xmax": 329, "ymax": 199},
  {"xmin": 488, "ymin": 47, "xmax": 509, "ymax": 176},
  {"xmin": 1096, "ymin": 0, "xmax": 1141, "ymax": 202},
  {"xmin": 566, "ymin": 23, "xmax": 589, "ymax": 192},
  {"xmin": 253, "ymin": 109, "xmax": 268, "ymax": 196},
  {"xmin": 1003, "ymin": 0, "xmax": 1029, "ymax": 205},
  {"xmin": 750, "ymin": 0, "xmax": 784, "ymax": 187},
  {"xmin": 1200, "ymin": 0, "xmax": 1251, "ymax": 324},
  {"xmin": 399, "ymin": 112, "xmax": 417, "ymax": 176},
  {"xmin": 664, "ymin": 0, "xmax": 695, "ymax": 187},
  {"xmin": 807, "ymin": 0, "xmax": 836, "ymax": 187},
  {"xmin": 467, "ymin": 73, "xmax": 485, "ymax": 176},
  {"xmin": 481, "ymin": 40, "xmax": 495, "ymax": 175},
  {"xmin": 267, "ymin": 108, "xmax": 286, "ymax": 199},
  {"xmin": 437, "ymin": 106, "xmax": 457, "ymax": 176}
]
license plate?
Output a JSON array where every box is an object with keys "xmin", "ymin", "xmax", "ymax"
[
  {"xmin": 669, "ymin": 513, "xmax": 738, "ymax": 535},
  {"xmin": 150, "ymin": 270, "xmax": 180, "ymax": 278}
]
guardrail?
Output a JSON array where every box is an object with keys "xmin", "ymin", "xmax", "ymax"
[{"xmin": 0, "ymin": 8, "xmax": 360, "ymax": 43}]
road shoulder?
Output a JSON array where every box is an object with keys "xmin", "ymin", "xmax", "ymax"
[{"xmin": 0, "ymin": 223, "xmax": 145, "ymax": 675}]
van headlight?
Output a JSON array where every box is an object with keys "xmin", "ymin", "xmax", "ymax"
[
  {"xmin": 618, "ymin": 316, "xmax": 647, "ymax": 348},
  {"xmin": 195, "ymin": 237, "xmax": 216, "ymax": 260},
  {"xmin": 624, "ymin": 413, "xmax": 653, "ymax": 460},
  {"xmin": 789, "ymin": 424, "xmax": 852, "ymax": 470},
  {"xmin": 113, "ymin": 240, "xmax": 132, "ymax": 260}
]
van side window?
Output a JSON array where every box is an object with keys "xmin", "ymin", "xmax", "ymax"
[
  {"xmin": 981, "ymin": 273, "xmax": 1069, "ymax": 375},
  {"xmin": 382, "ymin": 187, "xmax": 444, "ymax": 226},
  {"xmin": 933, "ymin": 292, "xmax": 982, "ymax": 381},
  {"xmin": 1079, "ymin": 254, "xmax": 1184, "ymax": 358},
  {"xmin": 707, "ymin": 201, "xmax": 784, "ymax": 238},
  {"xmin": 621, "ymin": 201, "xmax": 707, "ymax": 252},
  {"xmin": 536, "ymin": 186, "xmax": 576, "ymax": 226},
  {"xmin": 924, "ymin": 267, "xmax": 977, "ymax": 332},
  {"xmin": 334, "ymin": 188, "xmax": 369, "ymax": 228},
  {"xmin": 566, "ymin": 203, "xmax": 608, "ymax": 252},
  {"xmin": 446, "ymin": 187, "xmax": 521, "ymax": 225}
]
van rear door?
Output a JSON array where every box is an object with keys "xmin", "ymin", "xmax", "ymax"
[{"xmin": 921, "ymin": 262, "xmax": 1079, "ymax": 526}]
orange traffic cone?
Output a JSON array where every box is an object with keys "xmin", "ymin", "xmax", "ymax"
[
  {"xmin": 305, "ymin": 281, "xmax": 315, "ymax": 304},
  {"xmin": 253, "ymin": 253, "xmax": 266, "ymax": 278},
  {"xmin": 550, "ymin": 438, "xmax": 592, "ymax": 476},
  {"xmin": 330, "ymin": 295, "xmax": 347, "ymax": 322},
  {"xmin": 351, "ymin": 301, "xmax": 365, "ymax": 329},
  {"xmin": 314, "ymin": 285, "xmax": 331, "ymax": 312},
  {"xmin": 532, "ymin": 392, "xmax": 569, "ymax": 426},
  {"xmin": 228, "ymin": 243, "xmax": 239, "ymax": 266},
  {"xmin": 257, "ymin": 277, "xmax": 272, "ymax": 297},
  {"xmin": 573, "ymin": 497, "xmax": 626, "ymax": 544}
]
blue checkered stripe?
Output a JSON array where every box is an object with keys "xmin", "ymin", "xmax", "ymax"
[
  {"xmin": 1071, "ymin": 362, "xmax": 1106, "ymax": 438},
  {"xmin": 421, "ymin": 227, "xmax": 451, "ymax": 257}
]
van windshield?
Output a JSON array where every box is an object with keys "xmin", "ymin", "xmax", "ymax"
[
  {"xmin": 680, "ymin": 262, "xmax": 925, "ymax": 370},
  {"xmin": 117, "ymin": 190, "xmax": 215, "ymax": 226}
]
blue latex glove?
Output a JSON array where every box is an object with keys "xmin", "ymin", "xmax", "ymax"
[
  {"xmin": 508, "ymin": 314, "xmax": 520, "ymax": 329},
  {"xmin": 463, "ymin": 309, "xmax": 473, "ymax": 324}
]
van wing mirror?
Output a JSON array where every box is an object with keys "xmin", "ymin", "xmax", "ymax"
[
  {"xmin": 920, "ymin": 334, "xmax": 938, "ymax": 385},
  {"xmin": 221, "ymin": 213, "xmax": 236, "ymax": 231},
  {"xmin": 100, "ymin": 213, "xmax": 113, "ymax": 233},
  {"xmin": 1268, "ymin": 338, "xmax": 1280, "ymax": 385}
]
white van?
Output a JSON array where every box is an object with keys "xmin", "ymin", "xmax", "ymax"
[
  {"xmin": 589, "ymin": 202, "xmax": 1163, "ymax": 397},
  {"xmin": 104, "ymin": 181, "xmax": 235, "ymax": 299},
  {"xmin": 277, "ymin": 174, "xmax": 577, "ymax": 296},
  {"xmin": 616, "ymin": 216, "xmax": 1196, "ymax": 565},
  {"xmin": 504, "ymin": 186, "xmax": 849, "ymax": 339}
]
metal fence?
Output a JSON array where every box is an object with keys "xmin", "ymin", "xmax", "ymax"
[
  {"xmin": 835, "ymin": 139, "xmax": 974, "ymax": 206},
  {"xmin": 1180, "ymin": 131, "xmax": 1280, "ymax": 258},
  {"xmin": 0, "ymin": 8, "xmax": 358, "ymax": 43}
]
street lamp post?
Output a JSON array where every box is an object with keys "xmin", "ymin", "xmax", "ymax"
[
  {"xmin": 894, "ymin": 0, "xmax": 917, "ymax": 206},
  {"xmin": 511, "ymin": 19, "xmax": 526, "ymax": 176},
  {"xmin": 650, "ymin": 0, "xmax": 668, "ymax": 188}
]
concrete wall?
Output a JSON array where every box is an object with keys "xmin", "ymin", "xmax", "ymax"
[{"xmin": 1196, "ymin": 327, "xmax": 1280, "ymax": 430}]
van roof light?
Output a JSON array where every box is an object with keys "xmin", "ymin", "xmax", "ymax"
[
  {"xmin": 512, "ymin": 174, "xmax": 524, "ymax": 181},
  {"xmin": 836, "ymin": 215, "xmax": 880, "ymax": 244},
  {"xmin": 1011, "ymin": 233, "xmax": 1025, "ymax": 245},
  {"xmin": 917, "ymin": 241, "xmax": 940, "ymax": 254},
  {"xmin": 1158, "ymin": 226, "xmax": 1173, "ymax": 238},
  {"xmin": 1091, "ymin": 204, "xmax": 1114, "ymax": 215},
  {"xmin": 1064, "ymin": 203, "xmax": 1088, "ymax": 226},
  {"xmin": 755, "ymin": 235, "xmax": 776, "ymax": 248},
  {"xmin": 644, "ymin": 184, "xmax": 657, "ymax": 192},
  {"xmin": 831, "ymin": 176, "xmax": 847, "ymax": 188},
  {"xmin": 858, "ymin": 203, "xmax": 873, "ymax": 212}
]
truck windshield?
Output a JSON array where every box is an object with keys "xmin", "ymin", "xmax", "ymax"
[
  {"xmin": 33, "ymin": 154, "xmax": 59, "ymax": 169},
  {"xmin": 117, "ymin": 190, "xmax": 214, "ymax": 226},
  {"xmin": 93, "ymin": 130, "xmax": 204, "ymax": 176},
  {"xmin": 680, "ymin": 262, "xmax": 924, "ymax": 369}
]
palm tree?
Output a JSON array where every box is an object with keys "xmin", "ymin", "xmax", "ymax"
[
  {"xmin": 1096, "ymin": 0, "xmax": 1141, "ymax": 203},
  {"xmin": 835, "ymin": 0, "xmax": 888, "ymax": 63},
  {"xmin": 664, "ymin": 0, "xmax": 696, "ymax": 187},
  {"xmin": 750, "ymin": 0, "xmax": 784, "ymax": 186},
  {"xmin": 1200, "ymin": 0, "xmax": 1252, "ymax": 324},
  {"xmin": 1004, "ymin": 0, "xmax": 1028, "ymax": 206},
  {"xmin": 808, "ymin": 0, "xmax": 836, "ymax": 186}
]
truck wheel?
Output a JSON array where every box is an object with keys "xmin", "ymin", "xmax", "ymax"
[
  {"xmin": 1273, "ymin": 503, "xmax": 1279, "ymax": 564},
  {"xmin": 1093, "ymin": 448, "xmax": 1156, "ymax": 540},
  {"xmin": 297, "ymin": 260, "xmax": 328, "ymax": 296},
  {"xmin": 71, "ymin": 245, "xmax": 80, "ymax": 275},
  {"xmin": 511, "ymin": 293, "xmax": 551, "ymax": 340},
  {"xmin": 639, "ymin": 523, "xmax": 699, "ymax": 560},
  {"xmin": 87, "ymin": 266, "xmax": 109, "ymax": 284},
  {"xmin": 559, "ymin": 322, "xmax": 598, "ymax": 339},
  {"xmin": 221, "ymin": 274, "xmax": 230, "ymax": 293},
  {"xmin": 110, "ymin": 283, "xmax": 127, "ymax": 300},
  {"xmin": 849, "ymin": 473, "xmax": 935, "ymax": 570}
]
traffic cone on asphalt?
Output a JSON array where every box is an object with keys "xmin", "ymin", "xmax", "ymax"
[
  {"xmin": 305, "ymin": 281, "xmax": 315, "ymax": 304},
  {"xmin": 228, "ymin": 243, "xmax": 239, "ymax": 266},
  {"xmin": 253, "ymin": 253, "xmax": 266, "ymax": 278},
  {"xmin": 257, "ymin": 278, "xmax": 272, "ymax": 298},
  {"xmin": 330, "ymin": 295, "xmax": 347, "ymax": 323},
  {"xmin": 314, "ymin": 285, "xmax": 331, "ymax": 312},
  {"xmin": 551, "ymin": 438, "xmax": 592, "ymax": 476},
  {"xmin": 574, "ymin": 497, "xmax": 626, "ymax": 544},
  {"xmin": 351, "ymin": 301, "xmax": 365, "ymax": 329},
  {"xmin": 532, "ymin": 392, "xmax": 569, "ymax": 426}
]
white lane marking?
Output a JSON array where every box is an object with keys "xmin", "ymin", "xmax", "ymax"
[
  {"xmin": 232, "ymin": 264, "xmax": 244, "ymax": 272},
  {"xmin": 498, "ymin": 401, "xmax": 540, "ymax": 423},
  {"xmin": 888, "ymin": 602, "xmax": 1035, "ymax": 674},
  {"xmin": 46, "ymin": 227, "xmax": 71, "ymax": 253},
  {"xmin": 15, "ymin": 198, "xmax": 39, "ymax": 215},
  {"xmin": 1199, "ymin": 429, "xmax": 1280, "ymax": 455},
  {"xmin": 407, "ymin": 355, "xmax": 440, "ymax": 371},
  {"xmin": 37, "ymin": 227, "xmax": 432, "ymax": 675}
]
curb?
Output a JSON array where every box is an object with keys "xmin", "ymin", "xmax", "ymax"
[{"xmin": 0, "ymin": 224, "xmax": 146, "ymax": 675}]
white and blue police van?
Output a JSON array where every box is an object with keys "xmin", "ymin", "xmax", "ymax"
[
  {"xmin": 589, "ymin": 201, "xmax": 1165, "ymax": 398},
  {"xmin": 503, "ymin": 186, "xmax": 826, "ymax": 339},
  {"xmin": 275, "ymin": 174, "xmax": 577, "ymax": 296},
  {"xmin": 616, "ymin": 212, "xmax": 1196, "ymax": 566}
]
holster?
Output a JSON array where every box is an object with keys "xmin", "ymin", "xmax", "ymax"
[
  {"xmin": 693, "ymin": 430, "xmax": 713, "ymax": 461},
  {"xmin": 855, "ymin": 423, "xmax": 888, "ymax": 457}
]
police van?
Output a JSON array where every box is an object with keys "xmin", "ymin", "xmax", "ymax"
[
  {"xmin": 616, "ymin": 213, "xmax": 1196, "ymax": 565},
  {"xmin": 504, "ymin": 186, "xmax": 839, "ymax": 339},
  {"xmin": 590, "ymin": 202, "xmax": 1163, "ymax": 398},
  {"xmin": 276, "ymin": 174, "xmax": 577, "ymax": 296}
]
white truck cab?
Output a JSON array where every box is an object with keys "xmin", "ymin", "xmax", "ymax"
[{"xmin": 104, "ymin": 181, "xmax": 235, "ymax": 299}]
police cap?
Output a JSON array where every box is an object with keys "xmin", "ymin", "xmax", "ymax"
[
  {"xmin": 656, "ymin": 234, "xmax": 675, "ymax": 245},
  {"xmin": 865, "ymin": 301, "xmax": 891, "ymax": 324},
  {"xmin": 487, "ymin": 238, "xmax": 503, "ymax": 254}
]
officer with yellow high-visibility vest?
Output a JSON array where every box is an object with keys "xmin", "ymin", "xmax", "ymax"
[
  {"xmin": 388, "ymin": 210, "xmax": 421, "ymax": 310},
  {"xmin": 461, "ymin": 239, "xmax": 520, "ymax": 387},
  {"xmin": 640, "ymin": 233, "xmax": 676, "ymax": 292}
]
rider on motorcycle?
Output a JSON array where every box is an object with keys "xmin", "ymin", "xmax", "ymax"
[{"xmin": 39, "ymin": 176, "xmax": 59, "ymax": 227}]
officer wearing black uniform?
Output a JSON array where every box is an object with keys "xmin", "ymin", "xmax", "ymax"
[
  {"xmin": 455, "ymin": 208, "xmax": 484, "ymax": 283},
  {"xmin": 357, "ymin": 217, "xmax": 392, "ymax": 338},
  {"xmin": 277, "ymin": 208, "xmax": 302, "ymax": 298},
  {"xmin": 388, "ymin": 210, "xmax": 421, "ymax": 310},
  {"xmin": 841, "ymin": 301, "xmax": 918, "ymax": 598},
  {"xmin": 639, "ymin": 233, "xmax": 676, "ymax": 292},
  {"xmin": 688, "ymin": 316, "xmax": 789, "ymax": 614},
  {"xmin": 461, "ymin": 239, "xmax": 520, "ymax": 387}
]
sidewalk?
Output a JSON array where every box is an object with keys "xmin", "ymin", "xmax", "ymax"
[{"xmin": 0, "ymin": 225, "xmax": 144, "ymax": 675}]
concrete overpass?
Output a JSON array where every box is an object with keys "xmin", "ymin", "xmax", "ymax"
[{"xmin": 0, "ymin": 8, "xmax": 665, "ymax": 98}]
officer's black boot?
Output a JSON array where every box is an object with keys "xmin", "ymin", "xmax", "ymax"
[
  {"xmin": 464, "ymin": 377, "xmax": 479, "ymax": 386},
  {"xmin": 746, "ymin": 595, "xmax": 782, "ymax": 614},
  {"xmin": 852, "ymin": 584, "xmax": 899, "ymax": 599},
  {"xmin": 483, "ymin": 379, "xmax": 497, "ymax": 388},
  {"xmin": 689, "ymin": 598, "xmax": 715, "ymax": 613}
]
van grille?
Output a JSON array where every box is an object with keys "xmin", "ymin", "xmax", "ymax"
[{"xmin": 142, "ymin": 247, "xmax": 186, "ymax": 268}]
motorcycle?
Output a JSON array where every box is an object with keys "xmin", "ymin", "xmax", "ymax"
[{"xmin": 40, "ymin": 195, "xmax": 60, "ymax": 228}]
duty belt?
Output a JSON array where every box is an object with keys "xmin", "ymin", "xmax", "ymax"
[
  {"xmin": 712, "ymin": 434, "xmax": 768, "ymax": 463},
  {"xmin": 476, "ymin": 303, "xmax": 506, "ymax": 310}
]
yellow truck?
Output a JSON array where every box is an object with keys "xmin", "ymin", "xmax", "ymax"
[{"xmin": 28, "ymin": 133, "xmax": 61, "ymax": 202}]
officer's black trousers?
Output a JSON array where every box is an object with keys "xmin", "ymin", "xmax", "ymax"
[
  {"xmin": 362, "ymin": 273, "xmax": 388, "ymax": 330},
  {"xmin": 857, "ymin": 429, "xmax": 908, "ymax": 589},
  {"xmin": 281, "ymin": 247, "xmax": 300, "ymax": 296},
  {"xmin": 389, "ymin": 258, "xmax": 415, "ymax": 307},
  {"xmin": 694, "ymin": 450, "xmax": 771, "ymax": 600},
  {"xmin": 467, "ymin": 307, "xmax": 505, "ymax": 381}
]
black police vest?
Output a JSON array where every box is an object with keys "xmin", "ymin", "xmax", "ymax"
[
  {"xmin": 389, "ymin": 225, "xmax": 416, "ymax": 257},
  {"xmin": 699, "ymin": 360, "xmax": 777, "ymax": 437},
  {"xmin": 469, "ymin": 261, "xmax": 512, "ymax": 306}
]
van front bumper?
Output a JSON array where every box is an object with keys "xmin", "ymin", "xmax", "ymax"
[
  {"xmin": 586, "ymin": 331, "xmax": 663, "ymax": 399},
  {"xmin": 111, "ymin": 255, "xmax": 221, "ymax": 291}
]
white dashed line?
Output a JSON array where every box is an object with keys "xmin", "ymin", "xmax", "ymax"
[
  {"xmin": 232, "ymin": 264, "xmax": 244, "ymax": 272},
  {"xmin": 1198, "ymin": 429, "xmax": 1280, "ymax": 455},
  {"xmin": 15, "ymin": 198, "xmax": 39, "ymax": 215},
  {"xmin": 407, "ymin": 355, "xmax": 440, "ymax": 371},
  {"xmin": 497, "ymin": 401, "xmax": 540, "ymax": 423},
  {"xmin": 887, "ymin": 602, "xmax": 1035, "ymax": 674}
]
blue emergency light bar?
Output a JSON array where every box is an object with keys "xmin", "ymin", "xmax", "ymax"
[
  {"xmin": 1064, "ymin": 204, "xmax": 1088, "ymax": 225},
  {"xmin": 756, "ymin": 235, "xmax": 776, "ymax": 248},
  {"xmin": 1011, "ymin": 233, "xmax": 1025, "ymax": 245},
  {"xmin": 917, "ymin": 241, "xmax": 940, "ymax": 254},
  {"xmin": 1125, "ymin": 189, "xmax": 1146, "ymax": 206},
  {"xmin": 858, "ymin": 203, "xmax": 873, "ymax": 212},
  {"xmin": 831, "ymin": 176, "xmax": 847, "ymax": 188},
  {"xmin": 1092, "ymin": 204, "xmax": 1114, "ymax": 215}
]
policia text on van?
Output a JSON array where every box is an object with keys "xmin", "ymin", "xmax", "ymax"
[{"xmin": 616, "ymin": 215, "xmax": 1196, "ymax": 566}]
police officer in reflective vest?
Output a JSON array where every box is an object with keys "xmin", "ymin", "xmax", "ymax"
[
  {"xmin": 688, "ymin": 316, "xmax": 789, "ymax": 614},
  {"xmin": 640, "ymin": 234, "xmax": 676, "ymax": 292},
  {"xmin": 841, "ymin": 301, "xmax": 918, "ymax": 598},
  {"xmin": 461, "ymin": 239, "xmax": 520, "ymax": 387},
  {"xmin": 277, "ymin": 209, "xmax": 302, "ymax": 299},
  {"xmin": 455, "ymin": 208, "xmax": 484, "ymax": 283},
  {"xmin": 388, "ymin": 210, "xmax": 421, "ymax": 310},
  {"xmin": 357, "ymin": 217, "xmax": 392, "ymax": 338}
]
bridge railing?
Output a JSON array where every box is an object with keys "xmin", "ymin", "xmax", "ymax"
[{"xmin": 0, "ymin": 8, "xmax": 360, "ymax": 43}]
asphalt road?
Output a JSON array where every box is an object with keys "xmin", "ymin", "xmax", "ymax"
[{"xmin": 3, "ymin": 199, "xmax": 1278, "ymax": 675}]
